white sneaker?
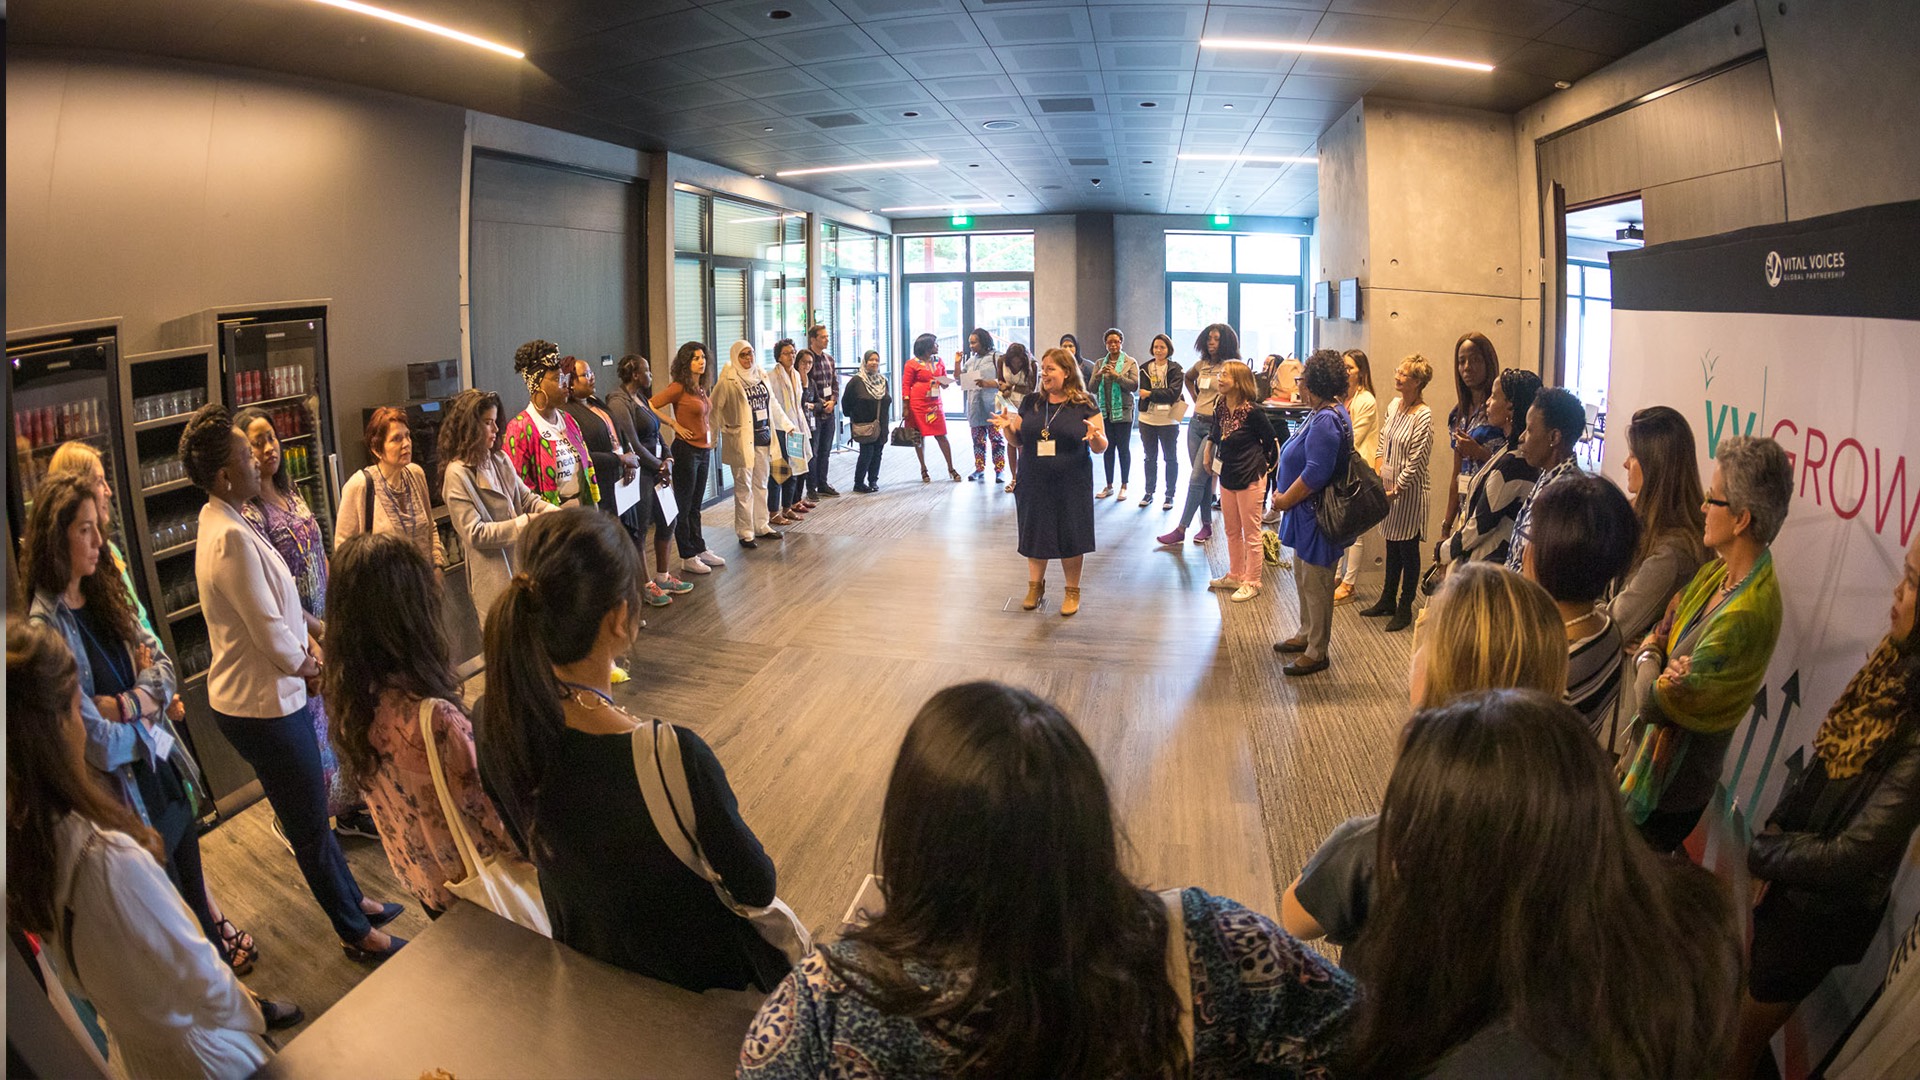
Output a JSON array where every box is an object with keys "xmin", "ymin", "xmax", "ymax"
[
  {"xmin": 1117, "ymin": 486, "xmax": 1128, "ymax": 501},
  {"xmin": 679, "ymin": 557, "xmax": 712, "ymax": 575},
  {"xmin": 697, "ymin": 550, "xmax": 727, "ymax": 567},
  {"xmin": 1231, "ymin": 584, "xmax": 1261, "ymax": 603},
  {"xmin": 1208, "ymin": 576, "xmax": 1237, "ymax": 590}
]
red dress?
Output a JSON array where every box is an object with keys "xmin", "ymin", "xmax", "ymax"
[{"xmin": 904, "ymin": 358, "xmax": 948, "ymax": 437}]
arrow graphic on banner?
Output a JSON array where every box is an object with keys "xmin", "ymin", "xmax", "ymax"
[
  {"xmin": 1746, "ymin": 672, "xmax": 1801, "ymax": 817},
  {"xmin": 1727, "ymin": 686, "xmax": 1768, "ymax": 826}
]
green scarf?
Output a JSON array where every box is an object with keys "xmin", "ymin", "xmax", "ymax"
[{"xmin": 1096, "ymin": 352, "xmax": 1131, "ymax": 421}]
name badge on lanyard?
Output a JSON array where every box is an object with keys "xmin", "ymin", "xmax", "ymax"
[
  {"xmin": 1198, "ymin": 376, "xmax": 1212, "ymax": 391},
  {"xmin": 1037, "ymin": 439, "xmax": 1057, "ymax": 457},
  {"xmin": 753, "ymin": 405, "xmax": 769, "ymax": 422}
]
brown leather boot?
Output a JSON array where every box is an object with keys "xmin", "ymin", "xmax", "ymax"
[
  {"xmin": 1022, "ymin": 580, "xmax": 1046, "ymax": 610},
  {"xmin": 1060, "ymin": 587, "xmax": 1081, "ymax": 616}
]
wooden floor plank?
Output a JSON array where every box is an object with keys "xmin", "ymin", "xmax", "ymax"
[{"xmin": 200, "ymin": 442, "xmax": 1415, "ymax": 1037}]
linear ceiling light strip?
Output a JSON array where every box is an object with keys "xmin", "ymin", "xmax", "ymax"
[
  {"xmin": 305, "ymin": 0, "xmax": 525, "ymax": 58},
  {"xmin": 1200, "ymin": 38, "xmax": 1493, "ymax": 73}
]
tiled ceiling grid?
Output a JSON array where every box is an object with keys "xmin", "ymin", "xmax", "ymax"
[{"xmin": 521, "ymin": 0, "xmax": 1724, "ymax": 219}]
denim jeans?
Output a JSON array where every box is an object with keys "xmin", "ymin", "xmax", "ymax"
[
  {"xmin": 809, "ymin": 415, "xmax": 836, "ymax": 490},
  {"xmin": 1139, "ymin": 423, "xmax": 1179, "ymax": 497},
  {"xmin": 671, "ymin": 442, "xmax": 710, "ymax": 558},
  {"xmin": 855, "ymin": 439, "xmax": 886, "ymax": 487},
  {"xmin": 1177, "ymin": 420, "xmax": 1214, "ymax": 529},
  {"xmin": 215, "ymin": 703, "xmax": 372, "ymax": 941}
]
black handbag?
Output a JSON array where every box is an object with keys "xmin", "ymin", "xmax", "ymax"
[
  {"xmin": 890, "ymin": 422, "xmax": 922, "ymax": 448},
  {"xmin": 1312, "ymin": 408, "xmax": 1389, "ymax": 548}
]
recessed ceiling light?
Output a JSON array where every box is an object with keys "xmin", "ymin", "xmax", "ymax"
[
  {"xmin": 981, "ymin": 120, "xmax": 1022, "ymax": 131},
  {"xmin": 1200, "ymin": 37, "xmax": 1495, "ymax": 73},
  {"xmin": 878, "ymin": 201, "xmax": 999, "ymax": 213},
  {"xmin": 1142, "ymin": 160, "xmax": 1153, "ymax": 164},
  {"xmin": 1222, "ymin": 103, "xmax": 1235, "ymax": 109},
  {"xmin": 303, "ymin": 0, "xmax": 524, "ymax": 58},
  {"xmin": 775, "ymin": 157, "xmax": 938, "ymax": 177},
  {"xmin": 768, "ymin": 9, "xmax": 792, "ymax": 19},
  {"xmin": 968, "ymin": 163, "xmax": 979, "ymax": 168},
  {"xmin": 1178, "ymin": 153, "xmax": 1318, "ymax": 165},
  {"xmin": 764, "ymin": 127, "xmax": 775, "ymax": 132},
  {"xmin": 902, "ymin": 111, "xmax": 920, "ymax": 117},
  {"xmin": 1139, "ymin": 101, "xmax": 1158, "ymax": 108}
]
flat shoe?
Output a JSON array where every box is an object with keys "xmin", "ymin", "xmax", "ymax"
[
  {"xmin": 739, "ymin": 536, "xmax": 759, "ymax": 549},
  {"xmin": 1283, "ymin": 657, "xmax": 1330, "ymax": 677},
  {"xmin": 1208, "ymin": 576, "xmax": 1237, "ymax": 590},
  {"xmin": 365, "ymin": 901, "xmax": 405, "ymax": 929},
  {"xmin": 1273, "ymin": 638, "xmax": 1308, "ymax": 654},
  {"xmin": 260, "ymin": 1000, "xmax": 304, "ymax": 1030},
  {"xmin": 341, "ymin": 934, "xmax": 408, "ymax": 963},
  {"xmin": 1231, "ymin": 584, "xmax": 1261, "ymax": 603}
]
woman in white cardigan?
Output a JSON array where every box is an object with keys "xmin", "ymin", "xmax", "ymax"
[
  {"xmin": 438, "ymin": 389, "xmax": 556, "ymax": 629},
  {"xmin": 179, "ymin": 406, "xmax": 406, "ymax": 962},
  {"xmin": 7, "ymin": 617, "xmax": 300, "ymax": 1079},
  {"xmin": 710, "ymin": 340, "xmax": 798, "ymax": 549}
]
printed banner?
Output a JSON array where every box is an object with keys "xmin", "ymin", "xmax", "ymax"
[{"xmin": 1606, "ymin": 199, "xmax": 1920, "ymax": 1075}]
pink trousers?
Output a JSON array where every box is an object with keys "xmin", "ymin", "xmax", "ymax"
[{"xmin": 1220, "ymin": 482, "xmax": 1266, "ymax": 587}]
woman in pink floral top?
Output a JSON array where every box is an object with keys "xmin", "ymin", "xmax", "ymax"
[
  {"xmin": 321, "ymin": 533, "xmax": 522, "ymax": 915},
  {"xmin": 501, "ymin": 339, "xmax": 600, "ymax": 508}
]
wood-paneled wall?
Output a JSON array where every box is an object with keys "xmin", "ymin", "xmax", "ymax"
[{"xmin": 468, "ymin": 153, "xmax": 641, "ymax": 403}]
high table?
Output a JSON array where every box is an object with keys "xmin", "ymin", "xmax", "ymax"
[{"xmin": 254, "ymin": 903, "xmax": 766, "ymax": 1079}]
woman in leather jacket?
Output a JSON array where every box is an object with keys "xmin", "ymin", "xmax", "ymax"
[{"xmin": 1730, "ymin": 530, "xmax": 1920, "ymax": 1078}]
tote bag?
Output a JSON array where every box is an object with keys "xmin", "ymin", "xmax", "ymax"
[
  {"xmin": 1312, "ymin": 409, "xmax": 1389, "ymax": 548},
  {"xmin": 630, "ymin": 721, "xmax": 811, "ymax": 965},
  {"xmin": 418, "ymin": 700, "xmax": 551, "ymax": 935}
]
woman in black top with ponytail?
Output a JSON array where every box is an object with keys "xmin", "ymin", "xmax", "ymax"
[{"xmin": 477, "ymin": 508, "xmax": 788, "ymax": 992}]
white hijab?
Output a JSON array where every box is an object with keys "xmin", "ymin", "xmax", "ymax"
[{"xmin": 724, "ymin": 340, "xmax": 763, "ymax": 388}]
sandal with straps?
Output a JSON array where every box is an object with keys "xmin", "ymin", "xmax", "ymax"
[
  {"xmin": 217, "ymin": 918, "xmax": 257, "ymax": 976},
  {"xmin": 921, "ymin": 468, "xmax": 932, "ymax": 483}
]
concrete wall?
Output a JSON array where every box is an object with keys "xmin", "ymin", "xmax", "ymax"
[
  {"xmin": 6, "ymin": 48, "xmax": 467, "ymax": 468},
  {"xmin": 1313, "ymin": 97, "xmax": 1524, "ymax": 543}
]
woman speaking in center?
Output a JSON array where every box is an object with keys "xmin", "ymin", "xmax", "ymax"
[{"xmin": 995, "ymin": 347, "xmax": 1107, "ymax": 618}]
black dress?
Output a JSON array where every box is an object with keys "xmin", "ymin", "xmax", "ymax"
[
  {"xmin": 1015, "ymin": 393, "xmax": 1097, "ymax": 560},
  {"xmin": 484, "ymin": 723, "xmax": 790, "ymax": 993}
]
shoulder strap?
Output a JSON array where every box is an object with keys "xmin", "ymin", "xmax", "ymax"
[
  {"xmin": 361, "ymin": 467, "xmax": 375, "ymax": 531},
  {"xmin": 60, "ymin": 829, "xmax": 108, "ymax": 986},
  {"xmin": 1160, "ymin": 888, "xmax": 1195, "ymax": 1059},
  {"xmin": 631, "ymin": 722, "xmax": 706, "ymax": 880},
  {"xmin": 419, "ymin": 698, "xmax": 481, "ymax": 882}
]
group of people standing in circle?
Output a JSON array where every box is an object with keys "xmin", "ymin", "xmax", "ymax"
[{"xmin": 8, "ymin": 297, "xmax": 1919, "ymax": 1080}]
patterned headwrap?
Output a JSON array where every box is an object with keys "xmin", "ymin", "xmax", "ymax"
[{"xmin": 514, "ymin": 339, "xmax": 563, "ymax": 397}]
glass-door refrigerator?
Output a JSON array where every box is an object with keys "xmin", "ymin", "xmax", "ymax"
[
  {"xmin": 161, "ymin": 301, "xmax": 338, "ymax": 550},
  {"xmin": 6, "ymin": 321, "xmax": 144, "ymax": 609}
]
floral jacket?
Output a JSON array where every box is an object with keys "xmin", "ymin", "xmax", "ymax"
[{"xmin": 501, "ymin": 407, "xmax": 600, "ymax": 507}]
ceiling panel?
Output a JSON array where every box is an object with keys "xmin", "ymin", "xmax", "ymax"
[{"xmin": 16, "ymin": 0, "xmax": 1714, "ymax": 217}]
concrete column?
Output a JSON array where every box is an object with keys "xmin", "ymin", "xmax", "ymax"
[{"xmin": 1315, "ymin": 96, "xmax": 1525, "ymax": 543}]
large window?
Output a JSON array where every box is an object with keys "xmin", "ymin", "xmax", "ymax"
[
  {"xmin": 1165, "ymin": 231, "xmax": 1308, "ymax": 363},
  {"xmin": 673, "ymin": 187, "xmax": 808, "ymax": 499},
  {"xmin": 823, "ymin": 221, "xmax": 890, "ymax": 452},
  {"xmin": 899, "ymin": 232, "xmax": 1034, "ymax": 417},
  {"xmin": 1564, "ymin": 260, "xmax": 1611, "ymax": 469}
]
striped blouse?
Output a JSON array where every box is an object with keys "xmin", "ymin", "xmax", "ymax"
[
  {"xmin": 1568, "ymin": 612, "xmax": 1625, "ymax": 745},
  {"xmin": 1380, "ymin": 398, "xmax": 1434, "ymax": 541}
]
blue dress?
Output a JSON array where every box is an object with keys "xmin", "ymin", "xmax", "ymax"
[
  {"xmin": 738, "ymin": 887, "xmax": 1355, "ymax": 1078},
  {"xmin": 1014, "ymin": 393, "xmax": 1098, "ymax": 560}
]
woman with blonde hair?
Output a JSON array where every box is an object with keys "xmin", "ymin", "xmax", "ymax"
[
  {"xmin": 1281, "ymin": 562, "xmax": 1565, "ymax": 947},
  {"xmin": 1205, "ymin": 360, "xmax": 1280, "ymax": 603},
  {"xmin": 993, "ymin": 347, "xmax": 1107, "ymax": 617},
  {"xmin": 1359, "ymin": 354, "xmax": 1434, "ymax": 632}
]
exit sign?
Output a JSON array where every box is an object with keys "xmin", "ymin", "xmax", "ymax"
[
  {"xmin": 1210, "ymin": 214, "xmax": 1233, "ymax": 227},
  {"xmin": 950, "ymin": 215, "xmax": 973, "ymax": 228}
]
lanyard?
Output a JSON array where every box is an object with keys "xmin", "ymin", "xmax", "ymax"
[{"xmin": 559, "ymin": 680, "xmax": 615, "ymax": 706}]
